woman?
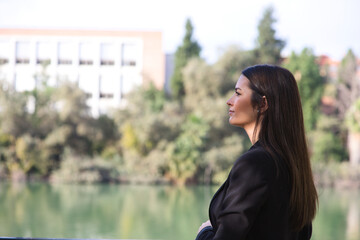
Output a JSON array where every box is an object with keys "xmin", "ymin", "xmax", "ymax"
[{"xmin": 195, "ymin": 65, "xmax": 318, "ymax": 240}]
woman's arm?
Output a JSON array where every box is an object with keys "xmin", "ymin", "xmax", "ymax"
[
  {"xmin": 199, "ymin": 150, "xmax": 276, "ymax": 240},
  {"xmin": 214, "ymin": 151, "xmax": 275, "ymax": 240}
]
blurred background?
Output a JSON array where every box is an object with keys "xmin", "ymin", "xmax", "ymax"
[{"xmin": 0, "ymin": 0, "xmax": 359, "ymax": 240}]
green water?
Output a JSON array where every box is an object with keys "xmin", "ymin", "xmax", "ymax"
[{"xmin": 0, "ymin": 183, "xmax": 359, "ymax": 240}]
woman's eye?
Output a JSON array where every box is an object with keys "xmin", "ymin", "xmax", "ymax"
[{"xmin": 235, "ymin": 91, "xmax": 241, "ymax": 96}]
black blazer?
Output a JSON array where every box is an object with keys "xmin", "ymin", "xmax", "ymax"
[{"xmin": 196, "ymin": 141, "xmax": 312, "ymax": 240}]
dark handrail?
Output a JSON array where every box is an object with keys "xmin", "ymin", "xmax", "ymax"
[{"xmin": 0, "ymin": 238, "xmax": 152, "ymax": 240}]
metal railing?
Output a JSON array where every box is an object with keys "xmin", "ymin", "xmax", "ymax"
[{"xmin": 0, "ymin": 238, "xmax": 150, "ymax": 240}]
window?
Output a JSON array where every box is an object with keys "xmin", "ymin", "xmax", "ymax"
[
  {"xmin": 0, "ymin": 41, "xmax": 9, "ymax": 65},
  {"xmin": 79, "ymin": 43, "xmax": 94, "ymax": 65},
  {"xmin": 99, "ymin": 93, "xmax": 114, "ymax": 98},
  {"xmin": 36, "ymin": 42, "xmax": 52, "ymax": 64},
  {"xmin": 14, "ymin": 73, "xmax": 36, "ymax": 91},
  {"xmin": 78, "ymin": 74, "xmax": 97, "ymax": 98},
  {"xmin": 100, "ymin": 75, "xmax": 115, "ymax": 98},
  {"xmin": 0, "ymin": 59, "xmax": 8, "ymax": 65},
  {"xmin": 122, "ymin": 43, "xmax": 137, "ymax": 66},
  {"xmin": 16, "ymin": 42, "xmax": 30, "ymax": 64},
  {"xmin": 58, "ymin": 42, "xmax": 74, "ymax": 65},
  {"xmin": 121, "ymin": 73, "xmax": 141, "ymax": 95},
  {"xmin": 100, "ymin": 43, "xmax": 115, "ymax": 65}
]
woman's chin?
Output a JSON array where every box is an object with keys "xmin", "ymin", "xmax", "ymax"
[{"xmin": 229, "ymin": 119, "xmax": 241, "ymax": 127}]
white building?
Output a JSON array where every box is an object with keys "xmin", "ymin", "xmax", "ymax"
[{"xmin": 0, "ymin": 29, "xmax": 165, "ymax": 116}]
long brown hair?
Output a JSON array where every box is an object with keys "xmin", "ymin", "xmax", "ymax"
[{"xmin": 242, "ymin": 64, "xmax": 318, "ymax": 231}]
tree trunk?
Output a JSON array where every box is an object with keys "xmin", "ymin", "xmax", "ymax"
[{"xmin": 348, "ymin": 132, "xmax": 360, "ymax": 165}]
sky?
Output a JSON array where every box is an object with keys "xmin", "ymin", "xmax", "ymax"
[{"xmin": 0, "ymin": 0, "xmax": 359, "ymax": 63}]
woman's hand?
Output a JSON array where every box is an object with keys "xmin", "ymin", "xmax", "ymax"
[{"xmin": 197, "ymin": 220, "xmax": 212, "ymax": 233}]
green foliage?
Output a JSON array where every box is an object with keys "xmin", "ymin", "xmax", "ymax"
[
  {"xmin": 254, "ymin": 6, "xmax": 285, "ymax": 64},
  {"xmin": 165, "ymin": 114, "xmax": 209, "ymax": 184},
  {"xmin": 54, "ymin": 81, "xmax": 91, "ymax": 122},
  {"xmin": 213, "ymin": 46, "xmax": 257, "ymax": 95},
  {"xmin": 51, "ymin": 151, "xmax": 120, "ymax": 184},
  {"xmin": 0, "ymin": 81, "xmax": 30, "ymax": 138},
  {"xmin": 0, "ymin": 5, "xmax": 357, "ymax": 182},
  {"xmin": 310, "ymin": 115, "xmax": 347, "ymax": 163},
  {"xmin": 48, "ymin": 81, "xmax": 95, "ymax": 155},
  {"xmin": 284, "ymin": 48, "xmax": 324, "ymax": 132},
  {"xmin": 44, "ymin": 125, "xmax": 72, "ymax": 146},
  {"xmin": 119, "ymin": 82, "xmax": 167, "ymax": 118},
  {"xmin": 202, "ymin": 134, "xmax": 245, "ymax": 184},
  {"xmin": 0, "ymin": 132, "xmax": 13, "ymax": 147},
  {"xmin": 337, "ymin": 49, "xmax": 360, "ymax": 120},
  {"xmin": 346, "ymin": 98, "xmax": 360, "ymax": 133},
  {"xmin": 0, "ymin": 76, "xmax": 105, "ymax": 178},
  {"xmin": 143, "ymin": 83, "xmax": 166, "ymax": 112},
  {"xmin": 91, "ymin": 115, "xmax": 118, "ymax": 154},
  {"xmin": 170, "ymin": 18, "xmax": 201, "ymax": 99},
  {"xmin": 116, "ymin": 84, "xmax": 184, "ymax": 156},
  {"xmin": 339, "ymin": 49, "xmax": 357, "ymax": 85},
  {"xmin": 121, "ymin": 122, "xmax": 139, "ymax": 151},
  {"xmin": 15, "ymin": 135, "xmax": 39, "ymax": 173},
  {"xmin": 182, "ymin": 58, "xmax": 216, "ymax": 100}
]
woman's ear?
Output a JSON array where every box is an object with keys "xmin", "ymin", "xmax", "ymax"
[{"xmin": 260, "ymin": 96, "xmax": 268, "ymax": 113}]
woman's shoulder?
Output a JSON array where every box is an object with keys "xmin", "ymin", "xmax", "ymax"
[
  {"xmin": 230, "ymin": 141, "xmax": 277, "ymax": 181},
  {"xmin": 236, "ymin": 141, "xmax": 274, "ymax": 166}
]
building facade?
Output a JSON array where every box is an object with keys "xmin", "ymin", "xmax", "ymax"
[{"xmin": 0, "ymin": 29, "xmax": 164, "ymax": 116}]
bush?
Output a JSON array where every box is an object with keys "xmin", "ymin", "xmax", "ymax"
[{"xmin": 50, "ymin": 150, "xmax": 120, "ymax": 184}]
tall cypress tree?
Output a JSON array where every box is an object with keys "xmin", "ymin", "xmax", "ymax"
[
  {"xmin": 255, "ymin": 6, "xmax": 285, "ymax": 65},
  {"xmin": 170, "ymin": 18, "xmax": 201, "ymax": 99},
  {"xmin": 284, "ymin": 48, "xmax": 324, "ymax": 132},
  {"xmin": 337, "ymin": 49, "xmax": 359, "ymax": 120}
]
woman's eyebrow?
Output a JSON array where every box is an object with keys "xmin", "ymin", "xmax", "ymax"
[{"xmin": 235, "ymin": 87, "xmax": 242, "ymax": 91}]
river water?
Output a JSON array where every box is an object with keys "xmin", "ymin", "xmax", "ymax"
[{"xmin": 0, "ymin": 183, "xmax": 359, "ymax": 240}]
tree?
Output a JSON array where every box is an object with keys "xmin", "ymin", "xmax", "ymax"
[
  {"xmin": 0, "ymin": 81, "xmax": 30, "ymax": 138},
  {"xmin": 27, "ymin": 63, "xmax": 58, "ymax": 139},
  {"xmin": 345, "ymin": 98, "xmax": 360, "ymax": 165},
  {"xmin": 284, "ymin": 48, "xmax": 324, "ymax": 132},
  {"xmin": 45, "ymin": 81, "xmax": 94, "ymax": 156},
  {"xmin": 213, "ymin": 46, "xmax": 257, "ymax": 95},
  {"xmin": 254, "ymin": 6, "xmax": 285, "ymax": 65},
  {"xmin": 310, "ymin": 114, "xmax": 346, "ymax": 163},
  {"xmin": 337, "ymin": 49, "xmax": 360, "ymax": 121},
  {"xmin": 182, "ymin": 55, "xmax": 248, "ymax": 141},
  {"xmin": 170, "ymin": 18, "xmax": 201, "ymax": 99},
  {"xmin": 165, "ymin": 114, "xmax": 209, "ymax": 185},
  {"xmin": 335, "ymin": 49, "xmax": 360, "ymax": 166}
]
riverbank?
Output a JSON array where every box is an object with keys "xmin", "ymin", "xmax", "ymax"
[
  {"xmin": 313, "ymin": 162, "xmax": 360, "ymax": 189},
  {"xmin": 2, "ymin": 160, "xmax": 360, "ymax": 189}
]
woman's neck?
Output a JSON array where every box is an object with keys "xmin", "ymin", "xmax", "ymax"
[{"xmin": 245, "ymin": 125, "xmax": 259, "ymax": 145}]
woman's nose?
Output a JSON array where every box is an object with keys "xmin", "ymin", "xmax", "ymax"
[{"xmin": 226, "ymin": 96, "xmax": 233, "ymax": 106}]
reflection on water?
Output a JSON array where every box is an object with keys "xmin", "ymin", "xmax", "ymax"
[
  {"xmin": 312, "ymin": 188, "xmax": 360, "ymax": 240},
  {"xmin": 0, "ymin": 183, "xmax": 217, "ymax": 240},
  {"xmin": 0, "ymin": 183, "xmax": 359, "ymax": 240},
  {"xmin": 347, "ymin": 200, "xmax": 359, "ymax": 240}
]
